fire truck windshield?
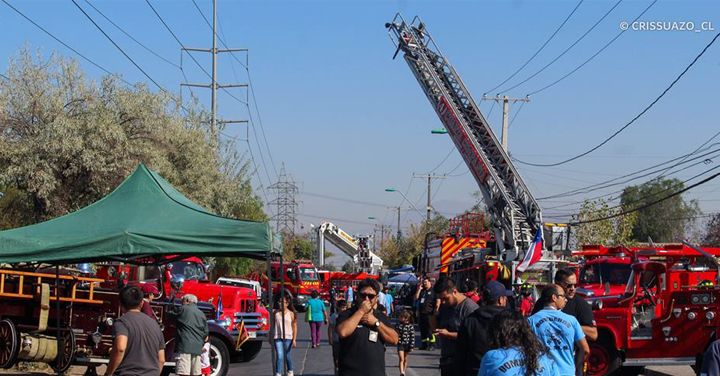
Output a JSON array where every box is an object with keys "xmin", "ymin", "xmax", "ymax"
[
  {"xmin": 170, "ymin": 261, "xmax": 207, "ymax": 281},
  {"xmin": 581, "ymin": 263, "xmax": 632, "ymax": 286},
  {"xmin": 299, "ymin": 267, "xmax": 318, "ymax": 281}
]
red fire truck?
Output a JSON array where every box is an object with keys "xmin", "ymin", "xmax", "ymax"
[
  {"xmin": 420, "ymin": 213, "xmax": 492, "ymax": 279},
  {"xmin": 582, "ymin": 244, "xmax": 720, "ymax": 375},
  {"xmin": 261, "ymin": 260, "xmax": 321, "ymax": 308},
  {"xmin": 96, "ymin": 257, "xmax": 269, "ymax": 362}
]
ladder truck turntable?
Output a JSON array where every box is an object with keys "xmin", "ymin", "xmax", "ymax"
[
  {"xmin": 316, "ymin": 221, "xmax": 383, "ymax": 275},
  {"xmin": 386, "ymin": 14, "xmax": 720, "ymax": 375}
]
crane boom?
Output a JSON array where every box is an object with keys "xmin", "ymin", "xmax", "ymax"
[
  {"xmin": 316, "ymin": 222, "xmax": 383, "ymax": 274},
  {"xmin": 386, "ymin": 14, "xmax": 542, "ymax": 260}
]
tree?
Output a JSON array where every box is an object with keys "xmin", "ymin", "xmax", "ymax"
[
  {"xmin": 620, "ymin": 178, "xmax": 700, "ymax": 243},
  {"xmin": 378, "ymin": 211, "xmax": 448, "ymax": 269},
  {"xmin": 341, "ymin": 260, "xmax": 355, "ymax": 273},
  {"xmin": 571, "ymin": 199, "xmax": 637, "ymax": 247},
  {"xmin": 702, "ymin": 213, "xmax": 720, "ymax": 247},
  {"xmin": 0, "ymin": 48, "xmax": 267, "ymax": 276}
]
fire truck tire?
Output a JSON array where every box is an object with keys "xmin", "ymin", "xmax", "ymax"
[
  {"xmin": 51, "ymin": 328, "xmax": 76, "ymax": 374},
  {"xmin": 236, "ymin": 341, "xmax": 262, "ymax": 362},
  {"xmin": 587, "ymin": 339, "xmax": 621, "ymax": 376},
  {"xmin": 0, "ymin": 319, "xmax": 19, "ymax": 369},
  {"xmin": 209, "ymin": 335, "xmax": 230, "ymax": 376}
]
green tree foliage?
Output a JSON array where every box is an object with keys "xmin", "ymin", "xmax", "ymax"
[
  {"xmin": 702, "ymin": 213, "xmax": 720, "ymax": 247},
  {"xmin": 572, "ymin": 199, "xmax": 637, "ymax": 247},
  {"xmin": 0, "ymin": 186, "xmax": 34, "ymax": 230},
  {"xmin": 341, "ymin": 259, "xmax": 355, "ymax": 273},
  {"xmin": 620, "ymin": 178, "xmax": 700, "ymax": 243},
  {"xmin": 0, "ymin": 49, "xmax": 267, "ymax": 275},
  {"xmin": 378, "ymin": 212, "xmax": 448, "ymax": 269}
]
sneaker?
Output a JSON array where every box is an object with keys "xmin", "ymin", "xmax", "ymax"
[
  {"xmin": 275, "ymin": 374, "xmax": 281, "ymax": 376},
  {"xmin": 288, "ymin": 371, "xmax": 294, "ymax": 376},
  {"xmin": 428, "ymin": 344, "xmax": 435, "ymax": 351}
]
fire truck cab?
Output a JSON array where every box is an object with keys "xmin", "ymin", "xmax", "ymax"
[
  {"xmin": 421, "ymin": 213, "xmax": 492, "ymax": 279},
  {"xmin": 269, "ymin": 260, "xmax": 321, "ymax": 308},
  {"xmin": 584, "ymin": 245, "xmax": 720, "ymax": 375}
]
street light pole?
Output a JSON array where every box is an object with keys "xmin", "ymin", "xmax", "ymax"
[{"xmin": 385, "ymin": 188, "xmax": 424, "ymax": 218}]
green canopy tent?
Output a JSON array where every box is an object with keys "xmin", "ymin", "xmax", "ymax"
[{"xmin": 0, "ymin": 164, "xmax": 281, "ymax": 264}]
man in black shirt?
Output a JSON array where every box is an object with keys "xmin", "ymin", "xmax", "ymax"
[
  {"xmin": 454, "ymin": 281, "xmax": 511, "ymax": 376},
  {"xmin": 336, "ymin": 278, "xmax": 398, "ymax": 376},
  {"xmin": 433, "ymin": 278, "xmax": 479, "ymax": 376},
  {"xmin": 555, "ymin": 269, "xmax": 598, "ymax": 341},
  {"xmin": 414, "ymin": 277, "xmax": 437, "ymax": 350}
]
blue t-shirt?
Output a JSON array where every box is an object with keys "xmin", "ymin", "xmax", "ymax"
[
  {"xmin": 527, "ymin": 308, "xmax": 585, "ymax": 376},
  {"xmin": 307, "ymin": 298, "xmax": 326, "ymax": 322},
  {"xmin": 477, "ymin": 347, "xmax": 558, "ymax": 376}
]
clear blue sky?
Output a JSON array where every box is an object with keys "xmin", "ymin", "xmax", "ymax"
[{"xmin": 2, "ymin": 0, "xmax": 719, "ymax": 266}]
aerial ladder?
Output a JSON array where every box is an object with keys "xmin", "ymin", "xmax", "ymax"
[
  {"xmin": 316, "ymin": 222, "xmax": 384, "ymax": 274},
  {"xmin": 386, "ymin": 14, "xmax": 543, "ymax": 262}
]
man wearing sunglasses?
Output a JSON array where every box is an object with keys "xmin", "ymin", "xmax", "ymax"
[
  {"xmin": 336, "ymin": 278, "xmax": 398, "ymax": 376},
  {"xmin": 532, "ymin": 269, "xmax": 598, "ymax": 342},
  {"xmin": 528, "ymin": 285, "xmax": 589, "ymax": 376}
]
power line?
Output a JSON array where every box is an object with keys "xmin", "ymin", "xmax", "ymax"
[
  {"xmin": 507, "ymin": 101, "xmax": 526, "ymax": 129},
  {"xmin": 299, "ymin": 191, "xmax": 388, "ymax": 208},
  {"xmin": 497, "ymin": 0, "xmax": 624, "ymax": 94},
  {"xmin": 655, "ymin": 129, "xmax": 720, "ymax": 181},
  {"xmin": 1, "ymin": 0, "xmax": 134, "ymax": 86},
  {"xmin": 71, "ymin": 0, "xmax": 167, "ymax": 93},
  {"xmin": 514, "ymin": 30, "xmax": 720, "ymax": 168},
  {"xmin": 538, "ymin": 145, "xmax": 720, "ymax": 201},
  {"xmin": 83, "ymin": 0, "xmax": 180, "ymax": 69},
  {"xmin": 569, "ymin": 169, "xmax": 720, "ymax": 225},
  {"xmin": 485, "ymin": 0, "xmax": 585, "ymax": 94},
  {"xmin": 426, "ymin": 147, "xmax": 455, "ymax": 174},
  {"xmin": 527, "ymin": 0, "xmax": 657, "ymax": 96}
]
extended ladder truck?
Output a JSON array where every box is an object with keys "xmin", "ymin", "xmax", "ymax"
[{"xmin": 385, "ymin": 15, "xmax": 546, "ymax": 273}]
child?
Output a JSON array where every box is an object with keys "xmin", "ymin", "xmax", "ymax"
[
  {"xmin": 327, "ymin": 299, "xmax": 348, "ymax": 376},
  {"xmin": 200, "ymin": 336, "xmax": 211, "ymax": 375},
  {"xmin": 396, "ymin": 309, "xmax": 415, "ymax": 376}
]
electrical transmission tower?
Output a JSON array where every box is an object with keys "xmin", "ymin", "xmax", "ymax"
[{"xmin": 269, "ymin": 164, "xmax": 299, "ymax": 236}]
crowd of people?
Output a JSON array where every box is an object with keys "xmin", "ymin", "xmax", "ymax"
[{"xmin": 280, "ymin": 270, "xmax": 598, "ymax": 376}]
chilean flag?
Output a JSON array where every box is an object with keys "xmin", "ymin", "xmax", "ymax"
[{"xmin": 517, "ymin": 228, "xmax": 543, "ymax": 273}]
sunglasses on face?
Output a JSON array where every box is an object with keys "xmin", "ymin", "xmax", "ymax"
[
  {"xmin": 358, "ymin": 292, "xmax": 377, "ymax": 300},
  {"xmin": 563, "ymin": 283, "xmax": 577, "ymax": 288}
]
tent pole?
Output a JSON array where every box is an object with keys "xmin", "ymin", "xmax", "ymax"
[
  {"xmin": 55, "ymin": 265, "xmax": 63, "ymax": 376},
  {"xmin": 267, "ymin": 250, "xmax": 276, "ymax": 376}
]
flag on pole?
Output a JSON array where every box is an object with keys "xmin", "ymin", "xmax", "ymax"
[
  {"xmin": 517, "ymin": 228, "xmax": 543, "ymax": 273},
  {"xmin": 235, "ymin": 319, "xmax": 250, "ymax": 351},
  {"xmin": 216, "ymin": 288, "xmax": 223, "ymax": 321}
]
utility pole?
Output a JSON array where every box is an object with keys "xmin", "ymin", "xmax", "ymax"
[
  {"xmin": 413, "ymin": 173, "xmax": 446, "ymax": 223},
  {"xmin": 481, "ymin": 95, "xmax": 530, "ymax": 151},
  {"xmin": 388, "ymin": 206, "xmax": 411, "ymax": 244},
  {"xmin": 181, "ymin": 0, "xmax": 249, "ymax": 138},
  {"xmin": 373, "ymin": 224, "xmax": 388, "ymax": 251}
]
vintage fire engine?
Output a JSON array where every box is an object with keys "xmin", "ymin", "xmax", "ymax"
[
  {"xmin": 0, "ymin": 266, "xmax": 236, "ymax": 376},
  {"xmin": 583, "ymin": 244, "xmax": 720, "ymax": 375},
  {"xmin": 95, "ymin": 257, "xmax": 269, "ymax": 363}
]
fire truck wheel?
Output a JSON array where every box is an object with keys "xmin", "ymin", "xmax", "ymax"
[
  {"xmin": 209, "ymin": 335, "xmax": 230, "ymax": 376},
  {"xmin": 236, "ymin": 341, "xmax": 262, "ymax": 362},
  {"xmin": 587, "ymin": 340, "xmax": 621, "ymax": 376},
  {"xmin": 51, "ymin": 327, "xmax": 76, "ymax": 374},
  {"xmin": 0, "ymin": 319, "xmax": 19, "ymax": 369}
]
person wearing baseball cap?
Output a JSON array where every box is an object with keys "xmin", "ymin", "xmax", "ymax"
[
  {"xmin": 454, "ymin": 281, "xmax": 512, "ymax": 376},
  {"xmin": 140, "ymin": 283, "xmax": 161, "ymax": 319}
]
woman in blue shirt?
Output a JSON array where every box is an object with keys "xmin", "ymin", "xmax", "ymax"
[
  {"xmin": 478, "ymin": 310, "xmax": 558, "ymax": 376},
  {"xmin": 306, "ymin": 290, "xmax": 328, "ymax": 348}
]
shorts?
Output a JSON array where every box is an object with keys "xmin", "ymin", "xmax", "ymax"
[
  {"xmin": 201, "ymin": 366, "xmax": 211, "ymax": 375},
  {"xmin": 175, "ymin": 353, "xmax": 202, "ymax": 376},
  {"xmin": 397, "ymin": 344, "xmax": 413, "ymax": 353},
  {"xmin": 332, "ymin": 342, "xmax": 340, "ymax": 360}
]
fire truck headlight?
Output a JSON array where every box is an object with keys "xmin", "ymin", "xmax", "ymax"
[
  {"xmin": 707, "ymin": 311, "xmax": 715, "ymax": 321},
  {"xmin": 261, "ymin": 317, "xmax": 268, "ymax": 327},
  {"xmin": 688, "ymin": 312, "xmax": 697, "ymax": 320},
  {"xmin": 591, "ymin": 300, "xmax": 603, "ymax": 310}
]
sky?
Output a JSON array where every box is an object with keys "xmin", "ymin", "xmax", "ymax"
[{"xmin": 2, "ymin": 0, "xmax": 719, "ymax": 267}]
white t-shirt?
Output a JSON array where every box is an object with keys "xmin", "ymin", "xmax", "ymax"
[{"xmin": 200, "ymin": 342, "xmax": 211, "ymax": 368}]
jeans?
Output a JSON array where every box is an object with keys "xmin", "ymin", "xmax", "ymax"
[
  {"xmin": 309, "ymin": 321, "xmax": 323, "ymax": 346},
  {"xmin": 274, "ymin": 339, "xmax": 293, "ymax": 373}
]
